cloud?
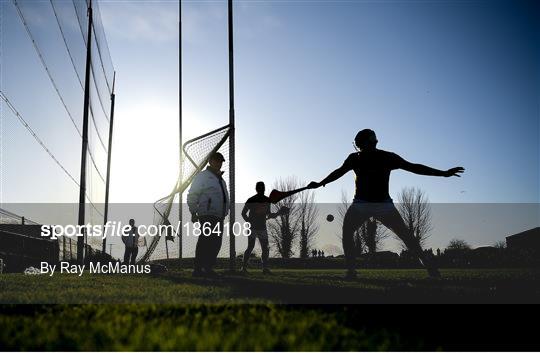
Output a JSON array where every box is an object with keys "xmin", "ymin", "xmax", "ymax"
[
  {"xmin": 236, "ymin": 2, "xmax": 283, "ymax": 40},
  {"xmin": 181, "ymin": 2, "xmax": 227, "ymax": 46},
  {"xmin": 99, "ymin": 1, "xmax": 281, "ymax": 45},
  {"xmin": 99, "ymin": 2, "xmax": 178, "ymax": 43}
]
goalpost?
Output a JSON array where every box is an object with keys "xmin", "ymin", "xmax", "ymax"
[
  {"xmin": 137, "ymin": 0, "xmax": 236, "ymax": 265},
  {"xmin": 227, "ymin": 0, "xmax": 236, "ymax": 271}
]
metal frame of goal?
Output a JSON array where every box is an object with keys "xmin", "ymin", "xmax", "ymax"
[{"xmin": 137, "ymin": 124, "xmax": 233, "ymax": 264}]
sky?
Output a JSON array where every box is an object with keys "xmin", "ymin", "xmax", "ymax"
[
  {"xmin": 1, "ymin": 0, "xmax": 539, "ymax": 253},
  {"xmin": 100, "ymin": 0, "xmax": 539, "ymax": 204}
]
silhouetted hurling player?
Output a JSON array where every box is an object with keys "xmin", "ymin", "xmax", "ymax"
[{"xmin": 308, "ymin": 129, "xmax": 464, "ymax": 279}]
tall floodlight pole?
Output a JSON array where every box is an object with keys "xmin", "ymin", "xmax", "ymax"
[
  {"xmin": 178, "ymin": 0, "xmax": 183, "ymax": 259},
  {"xmin": 78, "ymin": 0, "xmax": 93, "ymax": 264},
  {"xmin": 227, "ymin": 0, "xmax": 236, "ymax": 271},
  {"xmin": 102, "ymin": 72, "xmax": 116, "ymax": 254}
]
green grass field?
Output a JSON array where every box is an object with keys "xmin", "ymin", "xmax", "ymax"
[
  {"xmin": 1, "ymin": 268, "xmax": 539, "ymax": 350},
  {"xmin": 2, "ymin": 268, "xmax": 539, "ymax": 304}
]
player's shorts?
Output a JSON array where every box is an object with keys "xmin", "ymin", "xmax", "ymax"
[
  {"xmin": 250, "ymin": 229, "xmax": 269, "ymax": 242},
  {"xmin": 344, "ymin": 198, "xmax": 410, "ymax": 240}
]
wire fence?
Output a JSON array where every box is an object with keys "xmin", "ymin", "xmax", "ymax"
[
  {"xmin": 2, "ymin": 0, "xmax": 115, "ymax": 257},
  {"xmin": 0, "ymin": 208, "xmax": 39, "ymax": 225}
]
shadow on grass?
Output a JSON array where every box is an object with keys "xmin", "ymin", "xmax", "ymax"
[{"xmin": 154, "ymin": 269, "xmax": 540, "ymax": 304}]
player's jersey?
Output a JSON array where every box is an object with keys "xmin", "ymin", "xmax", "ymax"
[
  {"xmin": 245, "ymin": 194, "xmax": 271, "ymax": 230},
  {"xmin": 342, "ymin": 149, "xmax": 405, "ymax": 202}
]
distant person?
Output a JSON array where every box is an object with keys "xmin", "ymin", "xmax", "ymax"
[
  {"xmin": 240, "ymin": 181, "xmax": 282, "ymax": 274},
  {"xmin": 312, "ymin": 249, "xmax": 317, "ymax": 258},
  {"xmin": 436, "ymin": 248, "xmax": 441, "ymax": 257},
  {"xmin": 187, "ymin": 152, "xmax": 230, "ymax": 277},
  {"xmin": 122, "ymin": 218, "xmax": 139, "ymax": 265},
  {"xmin": 308, "ymin": 129, "xmax": 464, "ymax": 279},
  {"xmin": 318, "ymin": 250, "xmax": 322, "ymax": 258}
]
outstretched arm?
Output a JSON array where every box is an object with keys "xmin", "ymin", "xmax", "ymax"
[
  {"xmin": 307, "ymin": 163, "xmax": 352, "ymax": 189},
  {"xmin": 400, "ymin": 159, "xmax": 464, "ymax": 177}
]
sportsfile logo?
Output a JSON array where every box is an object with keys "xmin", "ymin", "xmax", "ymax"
[{"xmin": 40, "ymin": 221, "xmax": 252, "ymax": 240}]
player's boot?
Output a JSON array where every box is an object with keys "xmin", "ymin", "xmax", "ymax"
[
  {"xmin": 412, "ymin": 246, "xmax": 442, "ymax": 279},
  {"xmin": 344, "ymin": 269, "xmax": 357, "ymax": 280},
  {"xmin": 420, "ymin": 256, "xmax": 441, "ymax": 278}
]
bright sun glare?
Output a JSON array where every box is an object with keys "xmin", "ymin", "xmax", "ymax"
[{"xmin": 111, "ymin": 101, "xmax": 211, "ymax": 203}]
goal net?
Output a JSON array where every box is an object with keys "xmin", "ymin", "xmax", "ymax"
[{"xmin": 137, "ymin": 125, "xmax": 232, "ymax": 263}]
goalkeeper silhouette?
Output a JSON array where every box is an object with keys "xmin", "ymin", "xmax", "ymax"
[{"xmin": 308, "ymin": 129, "xmax": 464, "ymax": 279}]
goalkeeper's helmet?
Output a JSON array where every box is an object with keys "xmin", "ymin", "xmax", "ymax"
[{"xmin": 354, "ymin": 129, "xmax": 378, "ymax": 151}]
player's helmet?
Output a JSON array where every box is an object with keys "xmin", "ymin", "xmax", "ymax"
[{"xmin": 354, "ymin": 129, "xmax": 378, "ymax": 149}]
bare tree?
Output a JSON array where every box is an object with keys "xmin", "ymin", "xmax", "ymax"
[
  {"xmin": 361, "ymin": 218, "xmax": 389, "ymax": 254},
  {"xmin": 268, "ymin": 177, "xmax": 301, "ymax": 258},
  {"xmin": 336, "ymin": 190, "xmax": 350, "ymax": 226},
  {"xmin": 493, "ymin": 240, "xmax": 507, "ymax": 249},
  {"xmin": 446, "ymin": 238, "xmax": 471, "ymax": 251},
  {"xmin": 298, "ymin": 187, "xmax": 319, "ymax": 258},
  {"xmin": 396, "ymin": 187, "xmax": 432, "ymax": 249}
]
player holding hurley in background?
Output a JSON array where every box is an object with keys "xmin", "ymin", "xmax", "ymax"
[
  {"xmin": 241, "ymin": 181, "xmax": 287, "ymax": 274},
  {"xmin": 308, "ymin": 129, "xmax": 464, "ymax": 279}
]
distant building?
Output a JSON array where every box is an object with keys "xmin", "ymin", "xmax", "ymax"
[
  {"xmin": 506, "ymin": 227, "xmax": 540, "ymax": 265},
  {"xmin": 469, "ymin": 246, "xmax": 503, "ymax": 267},
  {"xmin": 506, "ymin": 227, "xmax": 540, "ymax": 253}
]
